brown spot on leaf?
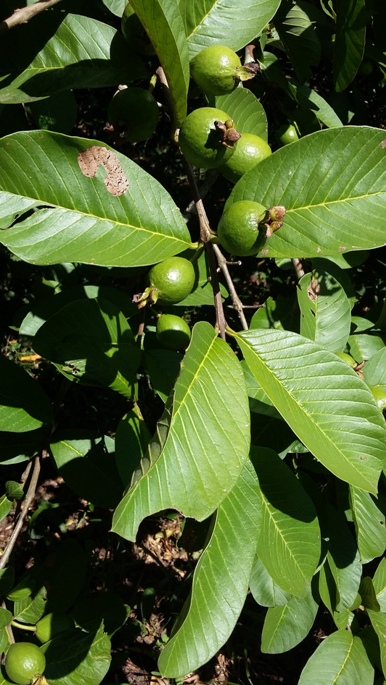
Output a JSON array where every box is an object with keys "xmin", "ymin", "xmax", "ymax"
[
  {"xmin": 381, "ymin": 139, "xmax": 386, "ymax": 149},
  {"xmin": 77, "ymin": 145, "xmax": 129, "ymax": 196}
]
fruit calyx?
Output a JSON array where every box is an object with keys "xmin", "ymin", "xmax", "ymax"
[
  {"xmin": 214, "ymin": 119, "xmax": 241, "ymax": 149},
  {"xmin": 263, "ymin": 205, "xmax": 286, "ymax": 237},
  {"xmin": 234, "ymin": 62, "xmax": 260, "ymax": 82}
]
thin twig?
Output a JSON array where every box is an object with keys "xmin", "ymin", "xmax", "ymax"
[
  {"xmin": 0, "ymin": 456, "xmax": 41, "ymax": 570},
  {"xmin": 292, "ymin": 258, "xmax": 305, "ymax": 280},
  {"xmin": 212, "ymin": 245, "xmax": 249, "ymax": 330},
  {"xmin": 0, "ymin": 0, "xmax": 63, "ymax": 35}
]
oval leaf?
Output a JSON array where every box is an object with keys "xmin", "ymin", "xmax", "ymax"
[
  {"xmin": 112, "ymin": 322, "xmax": 250, "ymax": 540},
  {"xmin": 158, "ymin": 458, "xmax": 261, "ymax": 677},
  {"xmin": 252, "ymin": 448, "xmax": 320, "ymax": 597},
  {"xmin": 333, "ymin": 0, "xmax": 366, "ymax": 92},
  {"xmin": 43, "ymin": 623, "xmax": 111, "ymax": 685},
  {"xmin": 0, "ymin": 132, "xmax": 193, "ymax": 267},
  {"xmin": 250, "ymin": 557, "xmax": 292, "ymax": 607},
  {"xmin": 261, "ymin": 587, "xmax": 318, "ymax": 654},
  {"xmin": 181, "ymin": 0, "xmax": 281, "ymax": 58},
  {"xmin": 216, "ymin": 88, "xmax": 268, "ymax": 141},
  {"xmin": 235, "ymin": 329, "xmax": 386, "ymax": 494},
  {"xmin": 298, "ymin": 630, "xmax": 374, "ymax": 685},
  {"xmin": 130, "ymin": 0, "xmax": 190, "ymax": 127},
  {"xmin": 230, "ymin": 127, "xmax": 386, "ymax": 258},
  {"xmin": 349, "ymin": 486, "xmax": 386, "ymax": 564}
]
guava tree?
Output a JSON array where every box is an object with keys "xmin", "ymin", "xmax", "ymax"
[{"xmin": 1, "ymin": 0, "xmax": 386, "ymax": 684}]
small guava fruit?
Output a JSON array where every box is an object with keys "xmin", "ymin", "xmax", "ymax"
[
  {"xmin": 147, "ymin": 257, "xmax": 196, "ymax": 304},
  {"xmin": 121, "ymin": 3, "xmax": 155, "ymax": 55},
  {"xmin": 107, "ymin": 87, "xmax": 159, "ymax": 143},
  {"xmin": 217, "ymin": 200, "xmax": 268, "ymax": 256},
  {"xmin": 156, "ymin": 314, "xmax": 191, "ymax": 351},
  {"xmin": 220, "ymin": 133, "xmax": 272, "ymax": 183},
  {"xmin": 35, "ymin": 612, "xmax": 74, "ymax": 643},
  {"xmin": 190, "ymin": 45, "xmax": 242, "ymax": 95},
  {"xmin": 5, "ymin": 642, "xmax": 46, "ymax": 685},
  {"xmin": 276, "ymin": 123, "xmax": 299, "ymax": 146},
  {"xmin": 178, "ymin": 107, "xmax": 239, "ymax": 169}
]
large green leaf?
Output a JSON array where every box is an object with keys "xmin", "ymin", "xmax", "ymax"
[
  {"xmin": 215, "ymin": 88, "xmax": 268, "ymax": 141},
  {"xmin": 368, "ymin": 610, "xmax": 386, "ymax": 679},
  {"xmin": 112, "ymin": 322, "xmax": 250, "ymax": 540},
  {"xmin": 0, "ymin": 13, "xmax": 147, "ymax": 104},
  {"xmin": 364, "ymin": 347, "xmax": 386, "ymax": 391},
  {"xmin": 33, "ymin": 298, "xmax": 140, "ymax": 398},
  {"xmin": 0, "ymin": 356, "xmax": 52, "ymax": 432},
  {"xmin": 298, "ymin": 630, "xmax": 374, "ymax": 684},
  {"xmin": 43, "ymin": 623, "xmax": 111, "ymax": 685},
  {"xmin": 374, "ymin": 558, "xmax": 386, "ymax": 612},
  {"xmin": 250, "ymin": 557, "xmax": 291, "ymax": 607},
  {"xmin": 130, "ymin": 0, "xmax": 189, "ymax": 127},
  {"xmin": 273, "ymin": 0, "xmax": 321, "ymax": 82},
  {"xmin": 235, "ymin": 329, "xmax": 386, "ymax": 493},
  {"xmin": 0, "ymin": 131, "xmax": 193, "ymax": 267},
  {"xmin": 102, "ymin": 0, "xmax": 126, "ymax": 16},
  {"xmin": 350, "ymin": 486, "xmax": 386, "ymax": 564},
  {"xmin": 261, "ymin": 586, "xmax": 318, "ymax": 653},
  {"xmin": 252, "ymin": 448, "xmax": 320, "ymax": 597},
  {"xmin": 229, "ymin": 127, "xmax": 386, "ymax": 259},
  {"xmin": 181, "ymin": 0, "xmax": 281, "ymax": 58},
  {"xmin": 333, "ymin": 0, "xmax": 366, "ymax": 92},
  {"xmin": 158, "ymin": 458, "xmax": 261, "ymax": 677},
  {"xmin": 297, "ymin": 267, "xmax": 351, "ymax": 352}
]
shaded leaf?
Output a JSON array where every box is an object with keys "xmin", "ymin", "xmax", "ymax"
[
  {"xmin": 130, "ymin": 0, "xmax": 189, "ymax": 127},
  {"xmin": 348, "ymin": 334, "xmax": 386, "ymax": 363},
  {"xmin": 235, "ymin": 328, "xmax": 386, "ymax": 493},
  {"xmin": 50, "ymin": 433, "xmax": 122, "ymax": 509},
  {"xmin": 0, "ymin": 14, "xmax": 147, "ymax": 104},
  {"xmin": 115, "ymin": 408, "xmax": 152, "ymax": 487},
  {"xmin": 364, "ymin": 348, "xmax": 386, "ymax": 390},
  {"xmin": 368, "ymin": 610, "xmax": 386, "ymax": 679},
  {"xmin": 0, "ymin": 132, "xmax": 193, "ymax": 267},
  {"xmin": 252, "ymin": 448, "xmax": 320, "ymax": 597},
  {"xmin": 350, "ymin": 486, "xmax": 386, "ymax": 564},
  {"xmin": 43, "ymin": 623, "xmax": 111, "ymax": 685},
  {"xmin": 261, "ymin": 586, "xmax": 318, "ymax": 653},
  {"xmin": 143, "ymin": 348, "xmax": 181, "ymax": 403},
  {"xmin": 112, "ymin": 322, "xmax": 250, "ymax": 541},
  {"xmin": 33, "ymin": 298, "xmax": 140, "ymax": 399},
  {"xmin": 298, "ymin": 630, "xmax": 374, "ymax": 684},
  {"xmin": 230, "ymin": 127, "xmax": 386, "ymax": 259},
  {"xmin": 0, "ymin": 356, "xmax": 52, "ymax": 432},
  {"xmin": 0, "ymin": 496, "xmax": 12, "ymax": 523},
  {"xmin": 181, "ymin": 0, "xmax": 281, "ymax": 58},
  {"xmin": 333, "ymin": 0, "xmax": 366, "ymax": 92},
  {"xmin": 373, "ymin": 558, "xmax": 386, "ymax": 612},
  {"xmin": 158, "ymin": 458, "xmax": 261, "ymax": 677},
  {"xmin": 274, "ymin": 0, "xmax": 320, "ymax": 82}
]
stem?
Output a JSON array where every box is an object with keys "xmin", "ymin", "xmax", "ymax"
[
  {"xmin": 212, "ymin": 245, "xmax": 249, "ymax": 331},
  {"xmin": 0, "ymin": 456, "xmax": 41, "ymax": 570},
  {"xmin": 11, "ymin": 620, "xmax": 36, "ymax": 632},
  {"xmin": 0, "ymin": 0, "xmax": 63, "ymax": 35},
  {"xmin": 292, "ymin": 258, "xmax": 305, "ymax": 280}
]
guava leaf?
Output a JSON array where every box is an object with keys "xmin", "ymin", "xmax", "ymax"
[
  {"xmin": 349, "ymin": 486, "xmax": 386, "ymax": 564},
  {"xmin": 363, "ymin": 348, "xmax": 386, "ymax": 389},
  {"xmin": 112, "ymin": 322, "xmax": 250, "ymax": 541},
  {"xmin": 333, "ymin": 0, "xmax": 366, "ymax": 92},
  {"xmin": 43, "ymin": 623, "xmax": 111, "ymax": 685},
  {"xmin": 0, "ymin": 131, "xmax": 192, "ymax": 267},
  {"xmin": 130, "ymin": 0, "xmax": 190, "ymax": 127},
  {"xmin": 181, "ymin": 0, "xmax": 281, "ymax": 58},
  {"xmin": 368, "ymin": 610, "xmax": 386, "ymax": 679},
  {"xmin": 374, "ymin": 558, "xmax": 386, "ymax": 612},
  {"xmin": 231, "ymin": 127, "xmax": 386, "ymax": 259},
  {"xmin": 33, "ymin": 298, "xmax": 140, "ymax": 398},
  {"xmin": 298, "ymin": 630, "xmax": 374, "ymax": 684},
  {"xmin": 115, "ymin": 408, "xmax": 152, "ymax": 487},
  {"xmin": 297, "ymin": 268, "xmax": 351, "ymax": 352},
  {"xmin": 252, "ymin": 448, "xmax": 320, "ymax": 597},
  {"xmin": 261, "ymin": 586, "xmax": 319, "ymax": 653},
  {"xmin": 158, "ymin": 458, "xmax": 261, "ymax": 677},
  {"xmin": 102, "ymin": 0, "xmax": 126, "ymax": 16},
  {"xmin": 274, "ymin": 0, "xmax": 321, "ymax": 82},
  {"xmin": 0, "ymin": 496, "xmax": 12, "ymax": 523},
  {"xmin": 0, "ymin": 14, "xmax": 147, "ymax": 104},
  {"xmin": 250, "ymin": 557, "xmax": 291, "ymax": 607},
  {"xmin": 348, "ymin": 334, "xmax": 386, "ymax": 363},
  {"xmin": 235, "ymin": 329, "xmax": 386, "ymax": 494},
  {"xmin": 0, "ymin": 356, "xmax": 52, "ymax": 432},
  {"xmin": 216, "ymin": 88, "xmax": 268, "ymax": 142}
]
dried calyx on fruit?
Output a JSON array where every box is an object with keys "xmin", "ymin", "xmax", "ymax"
[{"xmin": 179, "ymin": 107, "xmax": 240, "ymax": 169}]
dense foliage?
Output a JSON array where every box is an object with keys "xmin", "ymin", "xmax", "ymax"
[{"xmin": 1, "ymin": 1, "xmax": 386, "ymax": 684}]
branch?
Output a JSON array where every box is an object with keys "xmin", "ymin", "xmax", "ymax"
[
  {"xmin": 0, "ymin": 0, "xmax": 62, "ymax": 34},
  {"xmin": 212, "ymin": 245, "xmax": 249, "ymax": 331},
  {"xmin": 0, "ymin": 456, "xmax": 41, "ymax": 570}
]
